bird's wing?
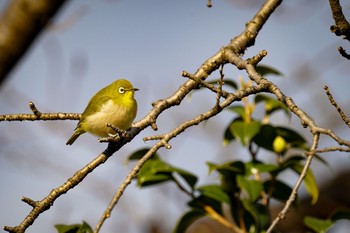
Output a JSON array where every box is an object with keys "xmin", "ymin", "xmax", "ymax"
[{"xmin": 80, "ymin": 95, "xmax": 111, "ymax": 122}]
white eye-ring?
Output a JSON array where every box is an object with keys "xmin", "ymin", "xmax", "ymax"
[{"xmin": 119, "ymin": 87, "xmax": 125, "ymax": 94}]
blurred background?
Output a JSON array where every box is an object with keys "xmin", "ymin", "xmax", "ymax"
[{"xmin": 0, "ymin": 0, "xmax": 349, "ymax": 232}]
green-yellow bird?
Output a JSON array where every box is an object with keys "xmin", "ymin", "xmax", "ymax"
[{"xmin": 66, "ymin": 79, "xmax": 138, "ymax": 145}]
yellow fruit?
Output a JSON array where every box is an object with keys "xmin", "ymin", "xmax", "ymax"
[{"xmin": 273, "ymin": 136, "xmax": 287, "ymax": 154}]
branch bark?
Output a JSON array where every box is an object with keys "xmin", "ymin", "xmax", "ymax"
[
  {"xmin": 2, "ymin": 0, "xmax": 350, "ymax": 233},
  {"xmin": 328, "ymin": 0, "xmax": 350, "ymax": 59},
  {"xmin": 0, "ymin": 0, "xmax": 67, "ymax": 85}
]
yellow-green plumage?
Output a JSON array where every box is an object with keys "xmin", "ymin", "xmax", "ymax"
[{"xmin": 66, "ymin": 79, "xmax": 138, "ymax": 145}]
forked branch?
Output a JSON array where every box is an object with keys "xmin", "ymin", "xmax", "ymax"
[{"xmin": 3, "ymin": 0, "xmax": 350, "ymax": 233}]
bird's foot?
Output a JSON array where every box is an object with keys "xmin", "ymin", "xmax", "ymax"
[{"xmin": 98, "ymin": 123, "xmax": 129, "ymax": 143}]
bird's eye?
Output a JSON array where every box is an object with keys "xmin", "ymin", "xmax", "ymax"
[{"xmin": 119, "ymin": 87, "xmax": 125, "ymax": 94}]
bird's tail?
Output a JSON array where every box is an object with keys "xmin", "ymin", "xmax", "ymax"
[{"xmin": 66, "ymin": 130, "xmax": 83, "ymax": 145}]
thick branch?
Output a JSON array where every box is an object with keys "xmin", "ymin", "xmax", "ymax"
[
  {"xmin": 4, "ymin": 1, "xmax": 349, "ymax": 233},
  {"xmin": 328, "ymin": 0, "xmax": 350, "ymax": 59},
  {"xmin": 0, "ymin": 0, "xmax": 67, "ymax": 85},
  {"xmin": 329, "ymin": 0, "xmax": 350, "ymax": 39}
]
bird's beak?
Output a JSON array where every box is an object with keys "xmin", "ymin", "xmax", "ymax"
[{"xmin": 132, "ymin": 88, "xmax": 139, "ymax": 91}]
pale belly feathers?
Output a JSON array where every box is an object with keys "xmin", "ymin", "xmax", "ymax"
[{"xmin": 83, "ymin": 99, "xmax": 135, "ymax": 137}]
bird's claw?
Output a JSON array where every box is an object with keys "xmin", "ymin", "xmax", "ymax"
[{"xmin": 98, "ymin": 123, "xmax": 129, "ymax": 143}]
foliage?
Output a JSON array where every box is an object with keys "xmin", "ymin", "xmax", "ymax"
[
  {"xmin": 126, "ymin": 76, "xmax": 348, "ymax": 233},
  {"xmin": 304, "ymin": 209, "xmax": 350, "ymax": 233},
  {"xmin": 55, "ymin": 221, "xmax": 93, "ymax": 233},
  {"xmin": 47, "ymin": 65, "xmax": 349, "ymax": 232}
]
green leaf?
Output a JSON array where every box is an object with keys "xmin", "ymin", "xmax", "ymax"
[
  {"xmin": 173, "ymin": 210, "xmax": 204, "ymax": 233},
  {"xmin": 264, "ymin": 180, "xmax": 293, "ymax": 203},
  {"xmin": 137, "ymin": 159, "xmax": 174, "ymax": 187},
  {"xmin": 136, "ymin": 157, "xmax": 198, "ymax": 188},
  {"xmin": 208, "ymin": 161, "xmax": 245, "ymax": 194},
  {"xmin": 127, "ymin": 147, "xmax": 158, "ymax": 161},
  {"xmin": 230, "ymin": 120, "xmax": 261, "ymax": 146},
  {"xmin": 207, "ymin": 161, "xmax": 245, "ymax": 176},
  {"xmin": 237, "ymin": 175, "xmax": 263, "ymax": 202},
  {"xmin": 292, "ymin": 164, "xmax": 319, "ymax": 205},
  {"xmin": 303, "ymin": 209, "xmax": 350, "ymax": 233},
  {"xmin": 197, "ymin": 185, "xmax": 230, "ymax": 204},
  {"xmin": 55, "ymin": 221, "xmax": 93, "ymax": 233},
  {"xmin": 330, "ymin": 209, "xmax": 350, "ymax": 221},
  {"xmin": 241, "ymin": 200, "xmax": 270, "ymax": 230},
  {"xmin": 172, "ymin": 167, "xmax": 198, "ymax": 188},
  {"xmin": 314, "ymin": 153, "xmax": 330, "ymax": 168},
  {"xmin": 188, "ymin": 195, "xmax": 223, "ymax": 214},
  {"xmin": 282, "ymin": 155, "xmax": 305, "ymax": 168},
  {"xmin": 245, "ymin": 160, "xmax": 279, "ymax": 175},
  {"xmin": 253, "ymin": 125, "xmax": 307, "ymax": 152},
  {"xmin": 227, "ymin": 105, "xmax": 246, "ymax": 119},
  {"xmin": 255, "ymin": 94, "xmax": 290, "ymax": 118},
  {"xmin": 206, "ymin": 162, "xmax": 219, "ymax": 174},
  {"xmin": 256, "ymin": 65, "xmax": 283, "ymax": 77},
  {"xmin": 275, "ymin": 127, "xmax": 307, "ymax": 149},
  {"xmin": 253, "ymin": 124, "xmax": 277, "ymax": 151},
  {"xmin": 304, "ymin": 216, "xmax": 333, "ymax": 233},
  {"xmin": 223, "ymin": 122, "xmax": 235, "ymax": 146}
]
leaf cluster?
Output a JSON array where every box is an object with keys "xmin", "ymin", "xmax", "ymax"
[
  {"xmin": 53, "ymin": 65, "xmax": 350, "ymax": 233},
  {"xmin": 124, "ymin": 69, "xmax": 346, "ymax": 233}
]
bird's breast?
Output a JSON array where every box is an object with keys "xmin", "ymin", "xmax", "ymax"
[{"xmin": 83, "ymin": 99, "xmax": 136, "ymax": 137}]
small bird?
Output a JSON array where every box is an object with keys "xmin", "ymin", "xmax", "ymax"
[{"xmin": 66, "ymin": 79, "xmax": 138, "ymax": 145}]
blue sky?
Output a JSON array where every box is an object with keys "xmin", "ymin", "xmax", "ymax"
[{"xmin": 0, "ymin": 1, "xmax": 349, "ymax": 232}]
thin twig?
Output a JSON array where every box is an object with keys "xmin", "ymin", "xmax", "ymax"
[
  {"xmin": 172, "ymin": 176, "xmax": 195, "ymax": 198},
  {"xmin": 8, "ymin": 1, "xmax": 350, "ymax": 233},
  {"xmin": 315, "ymin": 146, "xmax": 350, "ymax": 153},
  {"xmin": 182, "ymin": 70, "xmax": 230, "ymax": 98},
  {"xmin": 266, "ymin": 134, "xmax": 319, "ymax": 233},
  {"xmin": 338, "ymin": 46, "xmax": 350, "ymax": 59},
  {"xmin": 207, "ymin": 0, "xmax": 212, "ymax": 8},
  {"xmin": 215, "ymin": 64, "xmax": 225, "ymax": 107},
  {"xmin": 94, "ymin": 83, "xmax": 268, "ymax": 232},
  {"xmin": 0, "ymin": 101, "xmax": 80, "ymax": 122},
  {"xmin": 94, "ymin": 142, "xmax": 163, "ymax": 232},
  {"xmin": 324, "ymin": 85, "xmax": 350, "ymax": 127},
  {"xmin": 4, "ymin": 152, "xmax": 111, "ymax": 233}
]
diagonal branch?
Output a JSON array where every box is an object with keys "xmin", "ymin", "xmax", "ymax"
[
  {"xmin": 95, "ymin": 83, "xmax": 268, "ymax": 232},
  {"xmin": 4, "ymin": 152, "xmax": 110, "ymax": 233},
  {"xmin": 226, "ymin": 44, "xmax": 350, "ymax": 232},
  {"xmin": 266, "ymin": 134, "xmax": 320, "ymax": 233},
  {"xmin": 0, "ymin": 0, "xmax": 67, "ymax": 84},
  {"xmin": 324, "ymin": 85, "xmax": 350, "ymax": 127},
  {"xmin": 328, "ymin": 0, "xmax": 350, "ymax": 59},
  {"xmin": 1, "ymin": 1, "xmax": 288, "ymax": 232},
  {"xmin": 9, "ymin": 1, "xmax": 350, "ymax": 233},
  {"xmin": 329, "ymin": 0, "xmax": 350, "ymax": 39}
]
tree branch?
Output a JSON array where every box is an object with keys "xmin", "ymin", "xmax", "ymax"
[
  {"xmin": 4, "ymin": 1, "xmax": 350, "ymax": 233},
  {"xmin": 4, "ymin": 152, "xmax": 110, "ymax": 233},
  {"xmin": 95, "ymin": 81, "xmax": 268, "ymax": 232},
  {"xmin": 0, "ymin": 0, "xmax": 67, "ymax": 84},
  {"xmin": 324, "ymin": 85, "xmax": 350, "ymax": 127},
  {"xmin": 266, "ymin": 134, "xmax": 320, "ymax": 233},
  {"xmin": 0, "ymin": 101, "xmax": 80, "ymax": 121},
  {"xmin": 328, "ymin": 0, "xmax": 350, "ymax": 59}
]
